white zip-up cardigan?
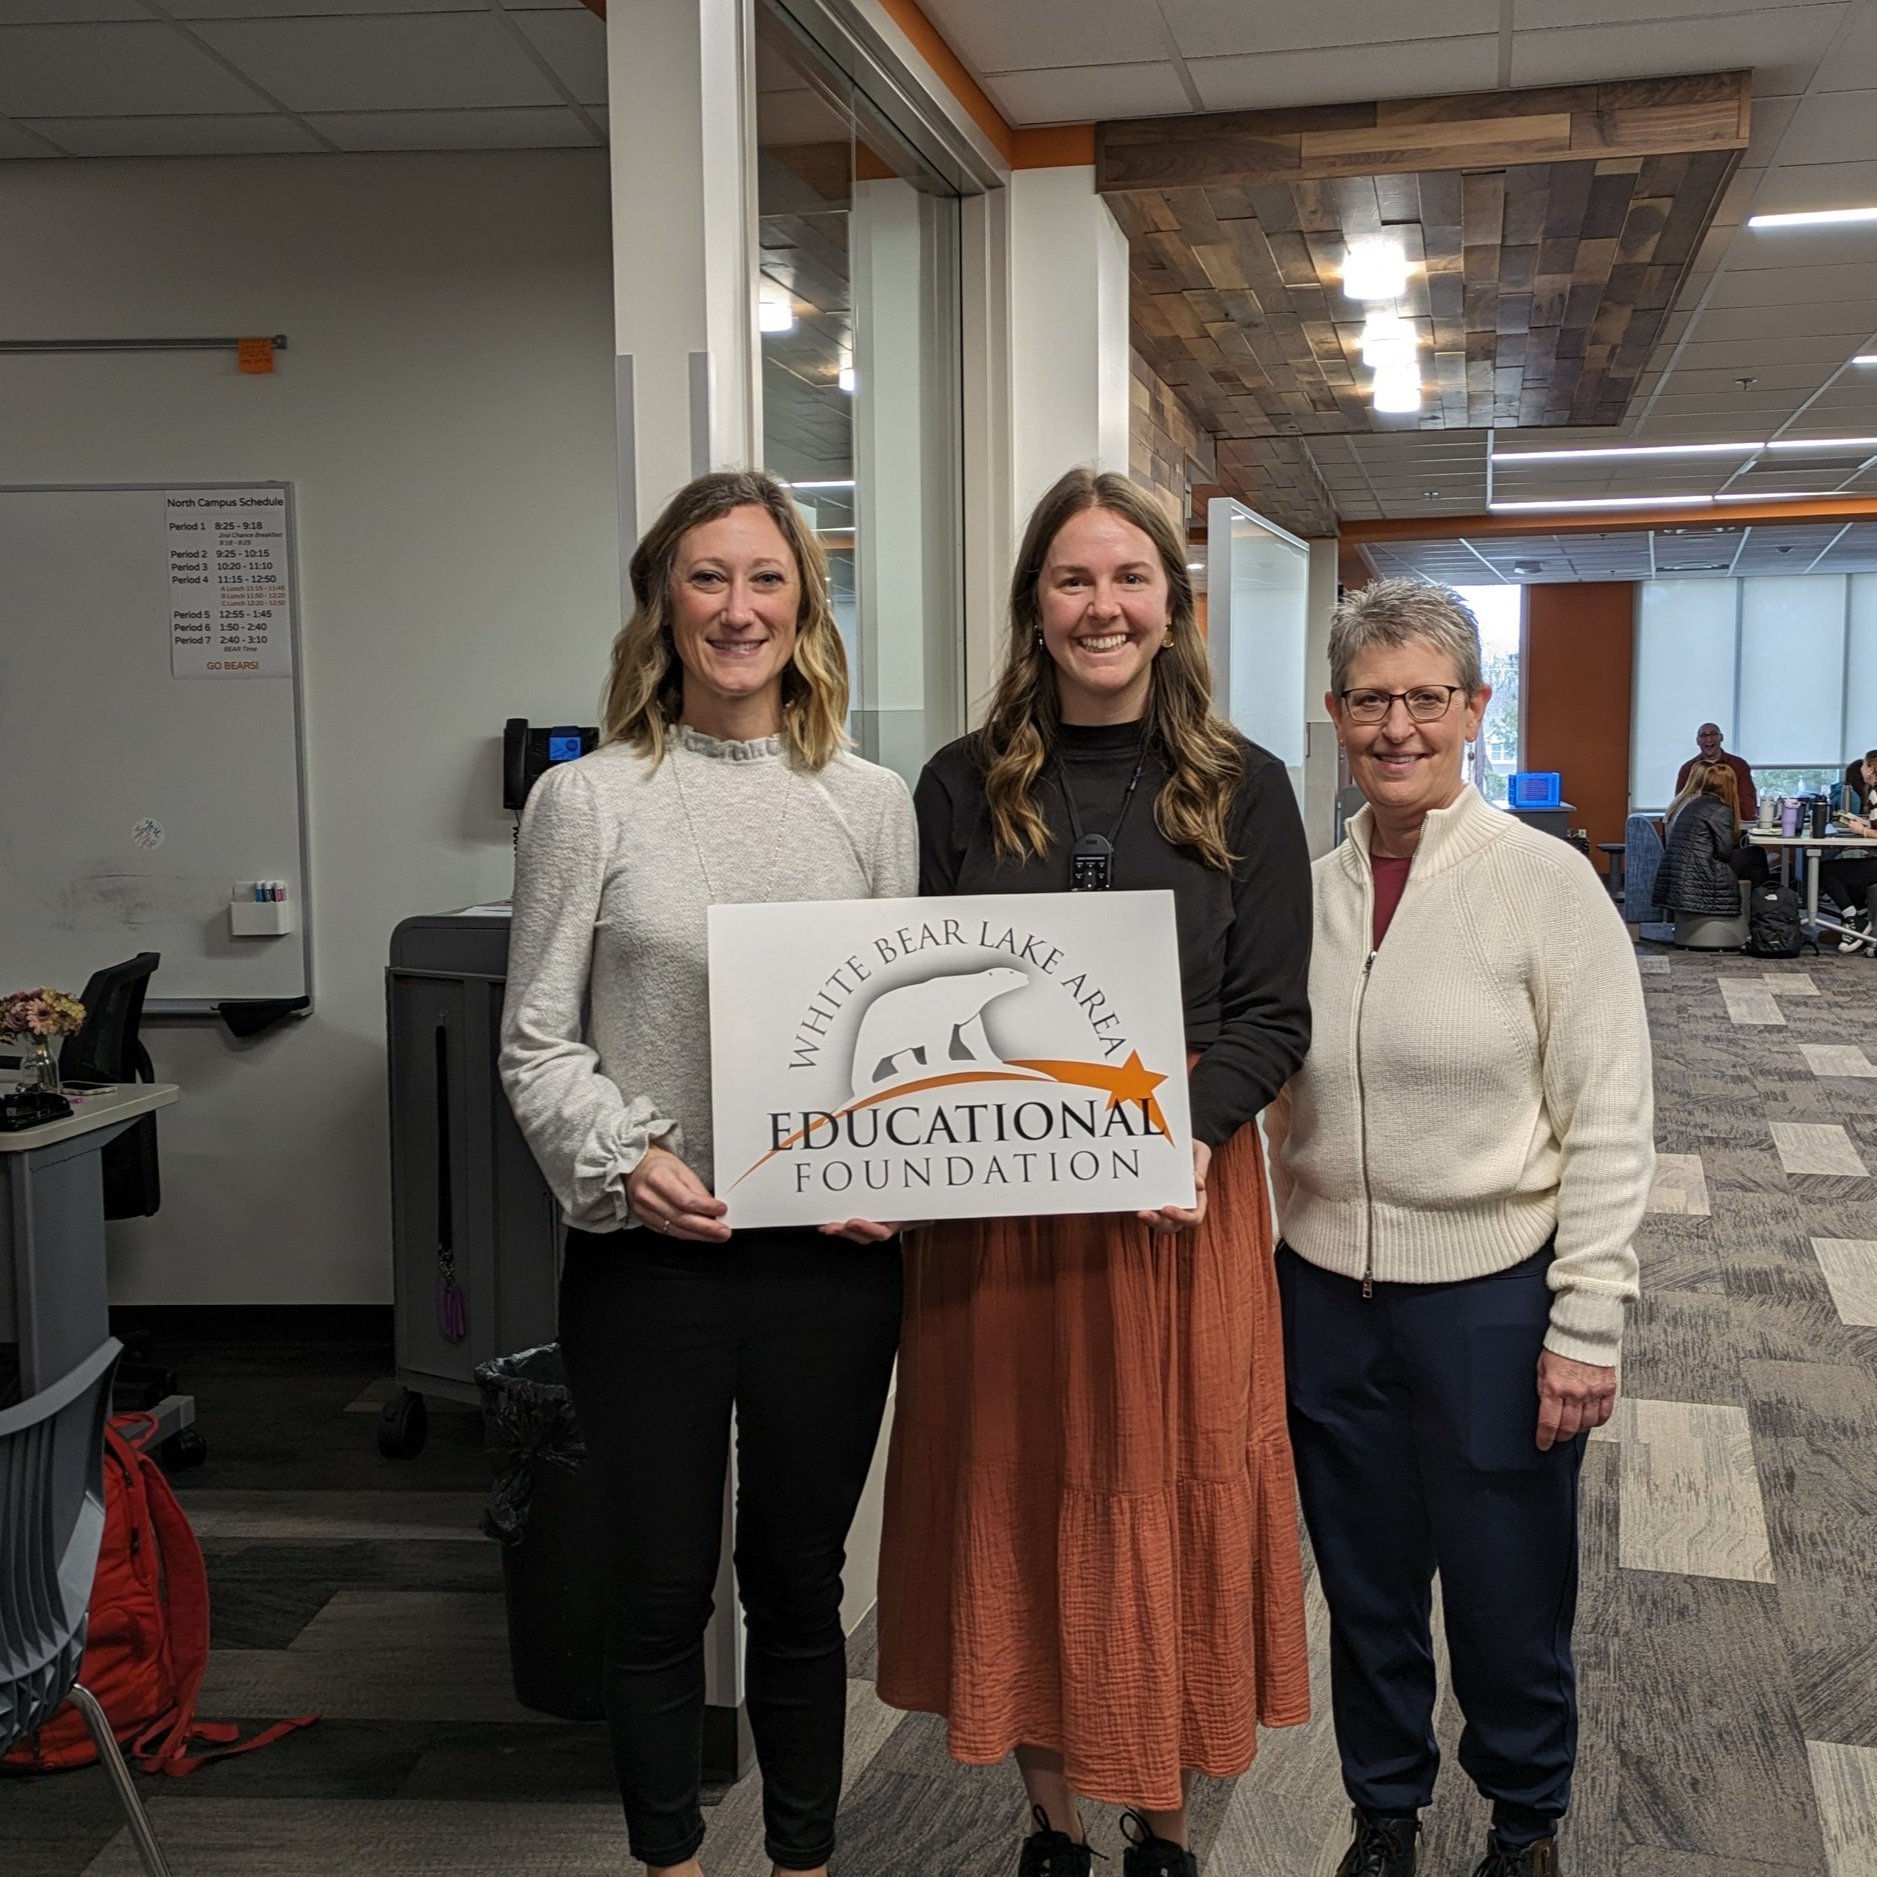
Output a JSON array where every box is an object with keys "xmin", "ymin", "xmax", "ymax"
[{"xmin": 1268, "ymin": 784, "xmax": 1653, "ymax": 1367}]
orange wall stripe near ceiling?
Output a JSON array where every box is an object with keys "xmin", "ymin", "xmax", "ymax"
[
  {"xmin": 582, "ymin": 0, "xmax": 1090, "ymax": 170},
  {"xmin": 1342, "ymin": 494, "xmax": 1877, "ymax": 541}
]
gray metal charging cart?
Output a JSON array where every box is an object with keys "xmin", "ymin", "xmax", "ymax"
[{"xmin": 381, "ymin": 910, "xmax": 559, "ymax": 1459}]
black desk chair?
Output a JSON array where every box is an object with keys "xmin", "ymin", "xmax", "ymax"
[{"xmin": 63, "ymin": 952, "xmax": 161, "ymax": 1220}]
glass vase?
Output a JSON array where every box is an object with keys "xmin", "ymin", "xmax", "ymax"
[{"xmin": 14, "ymin": 1033, "xmax": 61, "ymax": 1095}]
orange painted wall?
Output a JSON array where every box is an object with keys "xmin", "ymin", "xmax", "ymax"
[{"xmin": 1522, "ymin": 581, "xmax": 1635, "ymax": 854}]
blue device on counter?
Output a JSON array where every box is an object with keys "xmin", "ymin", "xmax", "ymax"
[{"xmin": 1508, "ymin": 771, "xmax": 1563, "ymax": 810}]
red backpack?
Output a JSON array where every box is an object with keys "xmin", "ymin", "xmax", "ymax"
[{"xmin": 3, "ymin": 1416, "xmax": 317, "ymax": 1777}]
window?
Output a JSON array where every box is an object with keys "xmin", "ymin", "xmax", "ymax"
[{"xmin": 1454, "ymin": 584, "xmax": 1522, "ymax": 806}]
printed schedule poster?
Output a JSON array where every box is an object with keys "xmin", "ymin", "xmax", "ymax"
[
  {"xmin": 709, "ymin": 890, "xmax": 1197, "ymax": 1229},
  {"xmin": 168, "ymin": 488, "xmax": 293, "ymax": 679}
]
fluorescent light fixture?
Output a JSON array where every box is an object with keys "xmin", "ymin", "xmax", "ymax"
[
  {"xmin": 1341, "ymin": 238, "xmax": 1409, "ymax": 301},
  {"xmin": 1765, "ymin": 435, "xmax": 1877, "ymax": 451},
  {"xmin": 785, "ymin": 478, "xmax": 855, "ymax": 491},
  {"xmin": 1489, "ymin": 496, "xmax": 1717, "ymax": 512},
  {"xmin": 1856, "ymin": 356, "xmax": 1877, "ymax": 366},
  {"xmin": 757, "ymin": 295, "xmax": 794, "ymax": 334},
  {"xmin": 1492, "ymin": 441, "xmax": 1761, "ymax": 463},
  {"xmin": 1372, "ymin": 369, "xmax": 1423, "ymax": 414},
  {"xmin": 1748, "ymin": 206, "xmax": 1877, "ymax": 228},
  {"xmin": 837, "ymin": 365, "xmax": 856, "ymax": 394},
  {"xmin": 1713, "ymin": 490, "xmax": 1836, "ymax": 502},
  {"xmin": 1359, "ymin": 312, "xmax": 1416, "ymax": 372}
]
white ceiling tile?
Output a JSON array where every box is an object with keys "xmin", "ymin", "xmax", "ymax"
[
  {"xmin": 305, "ymin": 105, "xmax": 595, "ymax": 149},
  {"xmin": 1510, "ymin": 10, "xmax": 1844, "ymax": 97},
  {"xmin": 1744, "ymin": 97, "xmax": 1797, "ymax": 166},
  {"xmin": 1746, "ymin": 157, "xmax": 1877, "ymax": 216},
  {"xmin": 1708, "ymin": 262, "xmax": 1877, "ymax": 306},
  {"xmin": 1692, "ymin": 300, "xmax": 1877, "ymax": 340},
  {"xmin": 0, "ymin": 0, "xmax": 143, "ymax": 18},
  {"xmin": 28, "ymin": 111, "xmax": 324, "ymax": 155},
  {"xmin": 913, "ymin": 0, "xmax": 1165, "ymax": 74},
  {"xmin": 0, "ymin": 114, "xmax": 60, "ymax": 155},
  {"xmin": 1815, "ymin": 1, "xmax": 1877, "ymax": 87},
  {"xmin": 165, "ymin": 0, "xmax": 483, "ymax": 16},
  {"xmin": 983, "ymin": 61, "xmax": 1190, "ymax": 125},
  {"xmin": 1675, "ymin": 334, "xmax": 1873, "ymax": 368},
  {"xmin": 1190, "ymin": 36, "xmax": 1500, "ymax": 112},
  {"xmin": 0, "ymin": 22, "xmax": 267, "ymax": 114},
  {"xmin": 1773, "ymin": 92, "xmax": 1877, "ymax": 167},
  {"xmin": 1514, "ymin": 0, "xmax": 1843, "ymax": 23},
  {"xmin": 191, "ymin": 13, "xmax": 560, "ymax": 112},
  {"xmin": 1160, "ymin": 0, "xmax": 1496, "ymax": 58},
  {"xmin": 511, "ymin": 6, "xmax": 604, "ymax": 105}
]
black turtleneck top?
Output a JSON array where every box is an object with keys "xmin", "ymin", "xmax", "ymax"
[{"xmin": 913, "ymin": 718, "xmax": 1312, "ymax": 1148}]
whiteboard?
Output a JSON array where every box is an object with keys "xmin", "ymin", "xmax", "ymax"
[{"xmin": 0, "ymin": 483, "xmax": 311, "ymax": 1013}]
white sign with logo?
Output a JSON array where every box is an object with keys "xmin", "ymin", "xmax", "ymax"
[{"xmin": 708, "ymin": 891, "xmax": 1196, "ymax": 1229}]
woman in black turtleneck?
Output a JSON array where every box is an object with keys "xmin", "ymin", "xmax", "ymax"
[{"xmin": 872, "ymin": 468, "xmax": 1314, "ymax": 1877}]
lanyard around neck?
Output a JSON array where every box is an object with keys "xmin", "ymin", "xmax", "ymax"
[{"xmin": 1056, "ymin": 742, "xmax": 1147, "ymax": 891}]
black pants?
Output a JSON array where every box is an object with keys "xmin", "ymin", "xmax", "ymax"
[
  {"xmin": 1818, "ymin": 854, "xmax": 1877, "ymax": 922},
  {"xmin": 1278, "ymin": 1245, "xmax": 1585, "ymax": 1849},
  {"xmin": 560, "ymin": 1225, "xmax": 901, "ymax": 1871}
]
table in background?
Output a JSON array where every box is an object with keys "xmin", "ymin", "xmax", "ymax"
[
  {"xmin": 0, "ymin": 1083, "xmax": 190, "ymax": 1437},
  {"xmin": 1746, "ymin": 829, "xmax": 1877, "ymax": 946}
]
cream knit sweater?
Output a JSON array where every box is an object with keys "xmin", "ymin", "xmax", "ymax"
[{"xmin": 1269, "ymin": 785, "xmax": 1653, "ymax": 1366}]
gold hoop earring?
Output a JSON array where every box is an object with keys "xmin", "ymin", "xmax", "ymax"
[{"xmin": 1162, "ymin": 630, "xmax": 1175, "ymax": 649}]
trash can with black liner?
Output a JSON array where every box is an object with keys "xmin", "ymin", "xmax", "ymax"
[{"xmin": 476, "ymin": 1344, "xmax": 605, "ymax": 1722}]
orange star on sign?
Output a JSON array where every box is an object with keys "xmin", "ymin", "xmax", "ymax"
[{"xmin": 1104, "ymin": 1049, "xmax": 1166, "ymax": 1111}]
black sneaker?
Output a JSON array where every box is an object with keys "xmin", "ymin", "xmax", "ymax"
[
  {"xmin": 1019, "ymin": 1804, "xmax": 1094, "ymax": 1877},
  {"xmin": 1119, "ymin": 1810, "xmax": 1196, "ymax": 1877},
  {"xmin": 1335, "ymin": 1807, "xmax": 1420, "ymax": 1877},
  {"xmin": 1471, "ymin": 1837, "xmax": 1558, "ymax": 1877}
]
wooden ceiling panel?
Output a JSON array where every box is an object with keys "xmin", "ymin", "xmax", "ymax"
[{"xmin": 1099, "ymin": 74, "xmax": 1749, "ymax": 530}]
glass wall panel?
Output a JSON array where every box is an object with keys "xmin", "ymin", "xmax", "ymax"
[
  {"xmin": 1737, "ymin": 574, "xmax": 1846, "ymax": 765},
  {"xmin": 1847, "ymin": 575, "xmax": 1877, "ymax": 761},
  {"xmin": 1632, "ymin": 580, "xmax": 1738, "ymax": 808},
  {"xmin": 754, "ymin": 6, "xmax": 963, "ymax": 784}
]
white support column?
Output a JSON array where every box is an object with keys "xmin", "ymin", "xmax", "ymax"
[
  {"xmin": 1007, "ymin": 166, "xmax": 1131, "ymax": 519},
  {"xmin": 607, "ymin": 0, "xmax": 760, "ymax": 566}
]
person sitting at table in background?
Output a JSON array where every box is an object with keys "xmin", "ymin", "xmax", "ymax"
[
  {"xmin": 1659, "ymin": 762, "xmax": 1759, "ymax": 920},
  {"xmin": 1819, "ymin": 749, "xmax": 1877, "ymax": 954},
  {"xmin": 1674, "ymin": 722, "xmax": 1757, "ymax": 821}
]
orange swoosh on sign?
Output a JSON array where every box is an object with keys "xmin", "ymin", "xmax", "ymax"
[{"xmin": 727, "ymin": 1051, "xmax": 1176, "ymax": 1190}]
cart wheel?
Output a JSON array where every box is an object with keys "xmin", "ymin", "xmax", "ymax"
[
  {"xmin": 377, "ymin": 1389, "xmax": 429, "ymax": 1460},
  {"xmin": 161, "ymin": 1427, "xmax": 209, "ymax": 1472}
]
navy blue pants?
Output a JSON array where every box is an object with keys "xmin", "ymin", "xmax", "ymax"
[{"xmin": 1277, "ymin": 1244, "xmax": 1585, "ymax": 1848}]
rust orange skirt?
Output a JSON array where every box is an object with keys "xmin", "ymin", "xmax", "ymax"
[{"xmin": 874, "ymin": 1120, "xmax": 1310, "ymax": 1809}]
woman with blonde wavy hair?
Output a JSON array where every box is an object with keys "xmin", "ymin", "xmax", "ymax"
[
  {"xmin": 874, "ymin": 467, "xmax": 1315, "ymax": 1877},
  {"xmin": 501, "ymin": 467, "xmax": 916, "ymax": 1877}
]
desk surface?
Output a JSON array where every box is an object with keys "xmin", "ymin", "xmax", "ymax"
[
  {"xmin": 0, "ymin": 1082, "xmax": 178, "ymax": 1154},
  {"xmin": 1747, "ymin": 830, "xmax": 1877, "ymax": 847}
]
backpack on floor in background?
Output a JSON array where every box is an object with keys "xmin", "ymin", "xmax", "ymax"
[
  {"xmin": 1744, "ymin": 882, "xmax": 1807, "ymax": 958},
  {"xmin": 1, "ymin": 1415, "xmax": 317, "ymax": 1778}
]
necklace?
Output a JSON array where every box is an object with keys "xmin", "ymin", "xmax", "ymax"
[{"xmin": 667, "ymin": 735, "xmax": 797, "ymax": 903}]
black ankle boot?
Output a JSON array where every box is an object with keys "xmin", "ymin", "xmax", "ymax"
[
  {"xmin": 1334, "ymin": 1807, "xmax": 1419, "ymax": 1877},
  {"xmin": 1019, "ymin": 1804, "xmax": 1093, "ymax": 1877},
  {"xmin": 1119, "ymin": 1810, "xmax": 1197, "ymax": 1877},
  {"xmin": 1472, "ymin": 1835, "xmax": 1558, "ymax": 1876}
]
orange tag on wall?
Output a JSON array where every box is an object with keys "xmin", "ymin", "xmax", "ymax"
[{"xmin": 237, "ymin": 336, "xmax": 275, "ymax": 375}]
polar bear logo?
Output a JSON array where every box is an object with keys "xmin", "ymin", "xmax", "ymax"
[{"xmin": 850, "ymin": 967, "xmax": 1029, "ymax": 1099}]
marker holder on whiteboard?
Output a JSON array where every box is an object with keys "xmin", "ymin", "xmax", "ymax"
[{"xmin": 231, "ymin": 900, "xmax": 294, "ymax": 937}]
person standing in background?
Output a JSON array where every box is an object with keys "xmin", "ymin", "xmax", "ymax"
[
  {"xmin": 501, "ymin": 469, "xmax": 916, "ymax": 1877},
  {"xmin": 1674, "ymin": 722, "xmax": 1757, "ymax": 821}
]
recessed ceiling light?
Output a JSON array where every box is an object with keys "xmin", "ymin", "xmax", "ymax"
[
  {"xmin": 1342, "ymin": 238, "xmax": 1409, "ymax": 301},
  {"xmin": 1747, "ymin": 206, "xmax": 1877, "ymax": 228},
  {"xmin": 1372, "ymin": 369, "xmax": 1423, "ymax": 413},
  {"xmin": 1492, "ymin": 441, "xmax": 1761, "ymax": 462},
  {"xmin": 1490, "ymin": 496, "xmax": 1717, "ymax": 511},
  {"xmin": 1765, "ymin": 435, "xmax": 1877, "ymax": 451},
  {"xmin": 837, "ymin": 365, "xmax": 856, "ymax": 394},
  {"xmin": 758, "ymin": 295, "xmax": 794, "ymax": 334},
  {"xmin": 1359, "ymin": 312, "xmax": 1416, "ymax": 372}
]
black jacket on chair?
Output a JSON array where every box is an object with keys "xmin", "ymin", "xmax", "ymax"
[{"xmin": 1659, "ymin": 797, "xmax": 1745, "ymax": 917}]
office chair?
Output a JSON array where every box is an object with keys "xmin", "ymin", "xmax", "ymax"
[
  {"xmin": 0, "ymin": 1338, "xmax": 173, "ymax": 1876},
  {"xmin": 62, "ymin": 952, "xmax": 161, "ymax": 1220}
]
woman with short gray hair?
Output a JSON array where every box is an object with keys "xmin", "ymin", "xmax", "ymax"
[{"xmin": 1266, "ymin": 578, "xmax": 1654, "ymax": 1877}]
